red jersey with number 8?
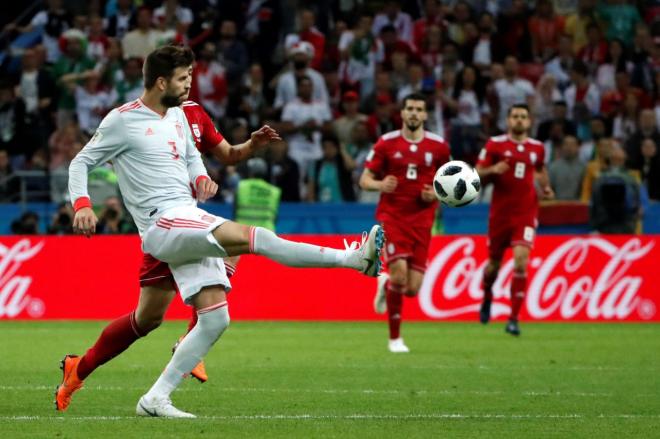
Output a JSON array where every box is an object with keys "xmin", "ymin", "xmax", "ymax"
[
  {"xmin": 477, "ymin": 135, "xmax": 545, "ymax": 221},
  {"xmin": 365, "ymin": 130, "xmax": 451, "ymax": 228}
]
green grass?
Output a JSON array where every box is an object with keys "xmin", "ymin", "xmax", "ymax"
[{"xmin": 1, "ymin": 321, "xmax": 659, "ymax": 438}]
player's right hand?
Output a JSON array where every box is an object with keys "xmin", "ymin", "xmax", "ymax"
[
  {"xmin": 492, "ymin": 161, "xmax": 510, "ymax": 175},
  {"xmin": 73, "ymin": 207, "xmax": 98, "ymax": 237},
  {"xmin": 380, "ymin": 175, "xmax": 398, "ymax": 193}
]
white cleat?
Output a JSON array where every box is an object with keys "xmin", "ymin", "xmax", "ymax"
[
  {"xmin": 388, "ymin": 338, "xmax": 410, "ymax": 353},
  {"xmin": 374, "ymin": 273, "xmax": 389, "ymax": 314},
  {"xmin": 345, "ymin": 225, "xmax": 384, "ymax": 277},
  {"xmin": 136, "ymin": 395, "xmax": 196, "ymax": 418}
]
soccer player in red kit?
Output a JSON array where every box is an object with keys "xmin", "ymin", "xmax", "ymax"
[
  {"xmin": 55, "ymin": 96, "xmax": 272, "ymax": 410},
  {"xmin": 360, "ymin": 93, "xmax": 451, "ymax": 353},
  {"xmin": 476, "ymin": 104, "xmax": 554, "ymax": 336}
]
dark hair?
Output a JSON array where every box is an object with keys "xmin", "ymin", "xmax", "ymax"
[
  {"xmin": 401, "ymin": 93, "xmax": 427, "ymax": 109},
  {"xmin": 571, "ymin": 60, "xmax": 589, "ymax": 77},
  {"xmin": 143, "ymin": 45, "xmax": 194, "ymax": 89},
  {"xmin": 507, "ymin": 103, "xmax": 530, "ymax": 116},
  {"xmin": 453, "ymin": 65, "xmax": 486, "ymax": 104}
]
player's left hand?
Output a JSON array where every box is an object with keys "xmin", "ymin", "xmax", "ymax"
[
  {"xmin": 197, "ymin": 178, "xmax": 218, "ymax": 202},
  {"xmin": 250, "ymin": 125, "xmax": 282, "ymax": 150},
  {"xmin": 421, "ymin": 184, "xmax": 437, "ymax": 203},
  {"xmin": 541, "ymin": 185, "xmax": 555, "ymax": 200}
]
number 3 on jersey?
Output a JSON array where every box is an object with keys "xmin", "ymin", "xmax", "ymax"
[
  {"xmin": 168, "ymin": 140, "xmax": 180, "ymax": 160},
  {"xmin": 514, "ymin": 162, "xmax": 525, "ymax": 179},
  {"xmin": 406, "ymin": 164, "xmax": 417, "ymax": 180}
]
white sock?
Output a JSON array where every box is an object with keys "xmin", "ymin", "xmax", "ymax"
[
  {"xmin": 144, "ymin": 304, "xmax": 229, "ymax": 400},
  {"xmin": 251, "ymin": 227, "xmax": 351, "ymax": 268}
]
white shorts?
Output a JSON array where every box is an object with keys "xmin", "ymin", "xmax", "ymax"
[{"xmin": 142, "ymin": 205, "xmax": 231, "ymax": 303}]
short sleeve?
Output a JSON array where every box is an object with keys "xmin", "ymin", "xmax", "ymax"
[
  {"xmin": 477, "ymin": 140, "xmax": 495, "ymax": 168},
  {"xmin": 198, "ymin": 108, "xmax": 224, "ymax": 153},
  {"xmin": 536, "ymin": 145, "xmax": 545, "ymax": 171},
  {"xmin": 364, "ymin": 138, "xmax": 387, "ymax": 175}
]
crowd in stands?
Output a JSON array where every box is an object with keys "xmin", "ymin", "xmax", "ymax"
[{"xmin": 0, "ymin": 0, "xmax": 659, "ymax": 234}]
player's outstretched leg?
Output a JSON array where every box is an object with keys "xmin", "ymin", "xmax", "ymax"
[
  {"xmin": 374, "ymin": 272, "xmax": 388, "ymax": 314},
  {"xmin": 138, "ymin": 288, "xmax": 230, "ymax": 418},
  {"xmin": 216, "ymin": 224, "xmax": 384, "ymax": 276}
]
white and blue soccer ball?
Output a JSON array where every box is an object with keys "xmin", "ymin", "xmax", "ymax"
[{"xmin": 433, "ymin": 160, "xmax": 481, "ymax": 207}]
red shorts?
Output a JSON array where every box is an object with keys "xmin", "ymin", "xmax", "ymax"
[
  {"xmin": 382, "ymin": 221, "xmax": 431, "ymax": 273},
  {"xmin": 487, "ymin": 216, "xmax": 538, "ymax": 261}
]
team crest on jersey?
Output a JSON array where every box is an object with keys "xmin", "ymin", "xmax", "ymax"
[
  {"xmin": 530, "ymin": 152, "xmax": 538, "ymax": 164},
  {"xmin": 192, "ymin": 123, "xmax": 201, "ymax": 139},
  {"xmin": 425, "ymin": 152, "xmax": 433, "ymax": 166},
  {"xmin": 175, "ymin": 122, "xmax": 184, "ymax": 139}
]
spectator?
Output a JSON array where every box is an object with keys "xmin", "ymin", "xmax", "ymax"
[
  {"xmin": 333, "ymin": 91, "xmax": 367, "ymax": 147},
  {"xmin": 446, "ymin": 65, "xmax": 489, "ymax": 163},
  {"xmin": 418, "ymin": 24, "xmax": 444, "ymax": 75},
  {"xmin": 121, "ymin": 7, "xmax": 160, "ymax": 60},
  {"xmin": 493, "ymin": 56, "xmax": 535, "ymax": 132},
  {"xmin": 629, "ymin": 25, "xmax": 655, "ymax": 93},
  {"xmin": 612, "ymin": 91, "xmax": 640, "ymax": 143},
  {"xmin": 217, "ymin": 20, "xmax": 250, "ymax": 86},
  {"xmin": 86, "ymin": 15, "xmax": 110, "ymax": 63},
  {"xmin": 47, "ymin": 203, "xmax": 74, "ymax": 234},
  {"xmin": 274, "ymin": 41, "xmax": 329, "ymax": 109},
  {"xmin": 234, "ymin": 63, "xmax": 269, "ymax": 130},
  {"xmin": 109, "ymin": 57, "xmax": 143, "ymax": 105},
  {"xmin": 543, "ymin": 120, "xmax": 567, "ymax": 164},
  {"xmin": 372, "ymin": 0, "xmax": 414, "ymax": 45},
  {"xmin": 234, "ymin": 157, "xmax": 281, "ymax": 230},
  {"xmin": 597, "ymin": 0, "xmax": 641, "ymax": 48},
  {"xmin": 564, "ymin": 60, "xmax": 600, "ymax": 120},
  {"xmin": 307, "ymin": 136, "xmax": 356, "ymax": 202},
  {"xmin": 564, "ymin": 0, "xmax": 597, "ymax": 53},
  {"xmin": 635, "ymin": 138, "xmax": 660, "ymax": 201},
  {"xmin": 600, "ymin": 70, "xmax": 643, "ymax": 119},
  {"xmin": 266, "ymin": 140, "xmax": 301, "ymax": 202},
  {"xmin": 338, "ymin": 13, "xmax": 384, "ymax": 101},
  {"xmin": 533, "ymin": 75, "xmax": 563, "ymax": 128},
  {"xmin": 577, "ymin": 22, "xmax": 609, "ymax": 74},
  {"xmin": 590, "ymin": 144, "xmax": 641, "ymax": 234},
  {"xmin": 579, "ymin": 116, "xmax": 608, "ymax": 163},
  {"xmin": 544, "ymin": 34, "xmax": 575, "ymax": 91},
  {"xmin": 413, "ymin": 0, "xmax": 446, "ymax": 52},
  {"xmin": 625, "ymin": 109, "xmax": 660, "ymax": 168},
  {"xmin": 0, "ymin": 81, "xmax": 28, "ymax": 165},
  {"xmin": 280, "ymin": 76, "xmax": 332, "ymax": 184},
  {"xmin": 379, "ymin": 24, "xmax": 416, "ymax": 70},
  {"xmin": 397, "ymin": 62, "xmax": 426, "ymax": 102},
  {"xmin": 284, "ymin": 9, "xmax": 325, "ymax": 70},
  {"xmin": 105, "ymin": 0, "xmax": 135, "ymax": 40},
  {"xmin": 0, "ymin": 149, "xmax": 19, "ymax": 202},
  {"xmin": 528, "ymin": 0, "xmax": 566, "ymax": 62},
  {"xmin": 74, "ymin": 73, "xmax": 112, "ymax": 136},
  {"xmin": 243, "ymin": 0, "xmax": 282, "ymax": 80},
  {"xmin": 4, "ymin": 0, "xmax": 73, "ymax": 64},
  {"xmin": 472, "ymin": 12, "xmax": 496, "ymax": 74},
  {"xmin": 190, "ymin": 42, "xmax": 227, "ymax": 120},
  {"xmin": 495, "ymin": 0, "xmax": 533, "ymax": 62},
  {"xmin": 48, "ymin": 120, "xmax": 84, "ymax": 171},
  {"xmin": 366, "ymin": 94, "xmax": 399, "ymax": 140},
  {"xmin": 52, "ymin": 29, "xmax": 96, "ymax": 129},
  {"xmin": 11, "ymin": 212, "xmax": 40, "ymax": 235},
  {"xmin": 581, "ymin": 137, "xmax": 615, "ymax": 202},
  {"xmin": 153, "ymin": 0, "xmax": 194, "ymax": 32},
  {"xmin": 549, "ymin": 135, "xmax": 586, "ymax": 200},
  {"xmin": 537, "ymin": 101, "xmax": 577, "ymax": 142},
  {"xmin": 96, "ymin": 196, "xmax": 136, "ymax": 234},
  {"xmin": 596, "ymin": 38, "xmax": 633, "ymax": 94},
  {"xmin": 447, "ymin": 1, "xmax": 474, "ymax": 47}
]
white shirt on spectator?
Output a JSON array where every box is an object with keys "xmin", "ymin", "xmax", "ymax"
[
  {"xmin": 274, "ymin": 68, "xmax": 329, "ymax": 109},
  {"xmin": 281, "ymin": 98, "xmax": 332, "ymax": 175},
  {"xmin": 493, "ymin": 78, "xmax": 535, "ymax": 132},
  {"xmin": 453, "ymin": 90, "xmax": 490, "ymax": 126},
  {"xmin": 75, "ymin": 86, "xmax": 112, "ymax": 135},
  {"xmin": 372, "ymin": 11, "xmax": 413, "ymax": 44},
  {"xmin": 153, "ymin": 5, "xmax": 193, "ymax": 26},
  {"xmin": 338, "ymin": 30, "xmax": 384, "ymax": 85},
  {"xmin": 564, "ymin": 83, "xmax": 600, "ymax": 119},
  {"xmin": 30, "ymin": 11, "xmax": 66, "ymax": 64}
]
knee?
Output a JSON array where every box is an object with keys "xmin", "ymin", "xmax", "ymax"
[
  {"xmin": 513, "ymin": 256, "xmax": 528, "ymax": 274},
  {"xmin": 389, "ymin": 272, "xmax": 407, "ymax": 289},
  {"xmin": 197, "ymin": 305, "xmax": 230, "ymax": 338},
  {"xmin": 134, "ymin": 311, "xmax": 163, "ymax": 335}
]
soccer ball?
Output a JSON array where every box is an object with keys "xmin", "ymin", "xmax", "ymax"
[{"xmin": 433, "ymin": 160, "xmax": 481, "ymax": 207}]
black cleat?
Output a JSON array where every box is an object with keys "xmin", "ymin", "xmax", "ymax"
[
  {"xmin": 479, "ymin": 300, "xmax": 491, "ymax": 324},
  {"xmin": 505, "ymin": 319, "xmax": 521, "ymax": 336}
]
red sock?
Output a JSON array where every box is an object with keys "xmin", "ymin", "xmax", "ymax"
[
  {"xmin": 186, "ymin": 308, "xmax": 198, "ymax": 333},
  {"xmin": 386, "ymin": 281, "xmax": 405, "ymax": 340},
  {"xmin": 482, "ymin": 269, "xmax": 497, "ymax": 302},
  {"xmin": 77, "ymin": 311, "xmax": 146, "ymax": 380},
  {"xmin": 510, "ymin": 273, "xmax": 527, "ymax": 321}
]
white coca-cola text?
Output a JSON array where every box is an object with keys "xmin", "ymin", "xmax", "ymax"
[{"xmin": 0, "ymin": 239, "xmax": 44, "ymax": 318}]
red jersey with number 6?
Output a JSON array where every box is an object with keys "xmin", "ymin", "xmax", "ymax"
[
  {"xmin": 181, "ymin": 100, "xmax": 224, "ymax": 153},
  {"xmin": 477, "ymin": 135, "xmax": 545, "ymax": 221},
  {"xmin": 365, "ymin": 130, "xmax": 451, "ymax": 228}
]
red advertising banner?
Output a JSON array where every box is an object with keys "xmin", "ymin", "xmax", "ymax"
[{"xmin": 0, "ymin": 235, "xmax": 657, "ymax": 321}]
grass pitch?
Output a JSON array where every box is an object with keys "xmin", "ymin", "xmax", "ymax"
[{"xmin": 1, "ymin": 321, "xmax": 659, "ymax": 438}]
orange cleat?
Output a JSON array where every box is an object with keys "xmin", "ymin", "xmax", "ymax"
[
  {"xmin": 54, "ymin": 355, "xmax": 84, "ymax": 411},
  {"xmin": 172, "ymin": 336, "xmax": 208, "ymax": 383}
]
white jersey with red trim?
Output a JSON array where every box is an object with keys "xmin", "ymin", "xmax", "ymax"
[{"xmin": 68, "ymin": 99, "xmax": 209, "ymax": 235}]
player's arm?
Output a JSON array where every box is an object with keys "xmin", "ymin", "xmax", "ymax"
[
  {"xmin": 359, "ymin": 140, "xmax": 397, "ymax": 192},
  {"xmin": 535, "ymin": 165, "xmax": 554, "ymax": 200},
  {"xmin": 208, "ymin": 126, "xmax": 281, "ymax": 165},
  {"xmin": 184, "ymin": 122, "xmax": 217, "ymax": 203},
  {"xmin": 68, "ymin": 110, "xmax": 126, "ymax": 236},
  {"xmin": 475, "ymin": 141, "xmax": 508, "ymax": 179}
]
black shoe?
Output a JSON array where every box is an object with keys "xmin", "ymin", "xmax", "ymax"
[
  {"xmin": 479, "ymin": 300, "xmax": 491, "ymax": 324},
  {"xmin": 505, "ymin": 319, "xmax": 520, "ymax": 336}
]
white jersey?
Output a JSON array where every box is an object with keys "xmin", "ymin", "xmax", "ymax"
[{"xmin": 68, "ymin": 98, "xmax": 209, "ymax": 235}]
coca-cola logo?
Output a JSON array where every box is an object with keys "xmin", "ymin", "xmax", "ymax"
[
  {"xmin": 419, "ymin": 237, "xmax": 655, "ymax": 321},
  {"xmin": 0, "ymin": 239, "xmax": 45, "ymax": 318}
]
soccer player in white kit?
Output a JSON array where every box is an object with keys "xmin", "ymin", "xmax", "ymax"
[{"xmin": 65, "ymin": 45, "xmax": 384, "ymax": 418}]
